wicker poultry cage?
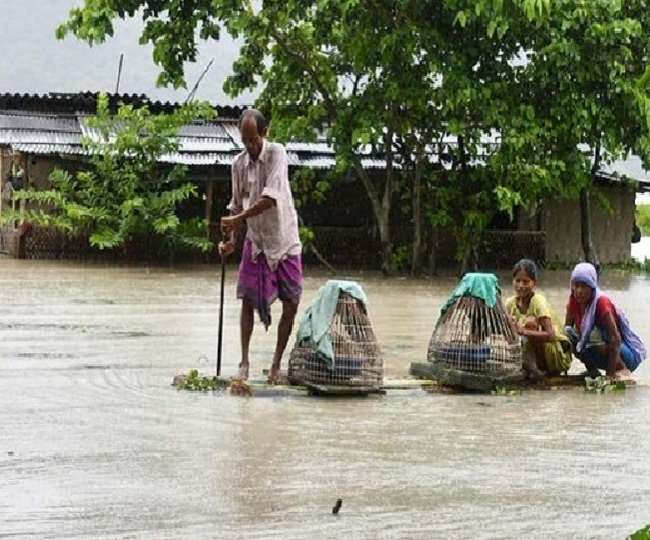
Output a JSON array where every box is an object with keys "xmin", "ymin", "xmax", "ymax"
[
  {"xmin": 289, "ymin": 288, "xmax": 383, "ymax": 391},
  {"xmin": 427, "ymin": 274, "xmax": 523, "ymax": 380}
]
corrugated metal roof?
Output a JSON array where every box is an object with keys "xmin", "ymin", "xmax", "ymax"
[
  {"xmin": 18, "ymin": 106, "xmax": 649, "ymax": 183},
  {"xmin": 77, "ymin": 116, "xmax": 121, "ymax": 143},
  {"xmin": 293, "ymin": 156, "xmax": 389, "ymax": 169},
  {"xmin": 599, "ymin": 155, "xmax": 650, "ymax": 192},
  {"xmin": 601, "ymin": 155, "xmax": 650, "ymax": 183},
  {"xmin": 440, "ymin": 131, "xmax": 502, "ymax": 145},
  {"xmin": 221, "ymin": 121, "xmax": 244, "ymax": 150},
  {"xmin": 77, "ymin": 116, "xmax": 238, "ymax": 152},
  {"xmin": 177, "ymin": 137, "xmax": 237, "ymax": 152},
  {"xmin": 158, "ymin": 152, "xmax": 234, "ymax": 165},
  {"xmin": 0, "ymin": 92, "xmax": 245, "ymax": 118},
  {"xmin": 286, "ymin": 141, "xmax": 334, "ymax": 153},
  {"xmin": 0, "ymin": 112, "xmax": 79, "ymax": 132},
  {"xmin": 178, "ymin": 123, "xmax": 229, "ymax": 138},
  {"xmin": 0, "ymin": 130, "xmax": 82, "ymax": 145},
  {"xmin": 10, "ymin": 144, "xmax": 236, "ymax": 166},
  {"xmin": 286, "ymin": 152, "xmax": 301, "ymax": 166},
  {"xmin": 10, "ymin": 143, "xmax": 89, "ymax": 155}
]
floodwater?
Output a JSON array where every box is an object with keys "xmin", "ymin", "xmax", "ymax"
[{"xmin": 1, "ymin": 259, "xmax": 650, "ymax": 540}]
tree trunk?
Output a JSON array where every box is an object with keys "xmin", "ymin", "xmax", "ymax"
[
  {"xmin": 459, "ymin": 236, "xmax": 471, "ymax": 277},
  {"xmin": 456, "ymin": 136, "xmax": 472, "ymax": 276},
  {"xmin": 579, "ymin": 187, "xmax": 600, "ymax": 267},
  {"xmin": 459, "ymin": 254, "xmax": 469, "ymax": 276},
  {"xmin": 581, "ymin": 141, "xmax": 601, "ymax": 268},
  {"xmin": 428, "ymin": 227, "xmax": 439, "ymax": 275},
  {"xmin": 411, "ymin": 150, "xmax": 423, "ymax": 276},
  {"xmin": 378, "ymin": 211, "xmax": 393, "ymax": 275},
  {"xmin": 205, "ymin": 181, "xmax": 214, "ymax": 234},
  {"xmin": 351, "ymin": 135, "xmax": 395, "ymax": 275}
]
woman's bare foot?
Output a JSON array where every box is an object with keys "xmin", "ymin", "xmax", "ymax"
[
  {"xmin": 523, "ymin": 354, "xmax": 545, "ymax": 381},
  {"xmin": 526, "ymin": 365, "xmax": 546, "ymax": 382},
  {"xmin": 232, "ymin": 362, "xmax": 249, "ymax": 381},
  {"xmin": 613, "ymin": 368, "xmax": 633, "ymax": 381}
]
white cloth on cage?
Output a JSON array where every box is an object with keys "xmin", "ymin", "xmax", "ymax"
[{"xmin": 296, "ymin": 280, "xmax": 368, "ymax": 369}]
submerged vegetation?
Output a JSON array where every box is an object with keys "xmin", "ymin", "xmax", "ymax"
[
  {"xmin": 175, "ymin": 369, "xmax": 229, "ymax": 392},
  {"xmin": 584, "ymin": 376, "xmax": 627, "ymax": 394},
  {"xmin": 491, "ymin": 385, "xmax": 521, "ymax": 396}
]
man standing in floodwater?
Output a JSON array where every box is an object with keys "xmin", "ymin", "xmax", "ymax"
[{"xmin": 219, "ymin": 109, "xmax": 303, "ymax": 384}]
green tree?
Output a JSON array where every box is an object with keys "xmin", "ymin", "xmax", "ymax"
[
  {"xmin": 58, "ymin": 0, "xmax": 650, "ymax": 272},
  {"xmin": 6, "ymin": 93, "xmax": 214, "ymax": 254},
  {"xmin": 637, "ymin": 204, "xmax": 650, "ymax": 236},
  {"xmin": 457, "ymin": 0, "xmax": 650, "ymax": 266},
  {"xmin": 58, "ymin": 1, "xmax": 450, "ymax": 274}
]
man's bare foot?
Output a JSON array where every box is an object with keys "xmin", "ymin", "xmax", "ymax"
[
  {"xmin": 267, "ymin": 363, "xmax": 287, "ymax": 385},
  {"xmin": 232, "ymin": 362, "xmax": 249, "ymax": 381},
  {"xmin": 230, "ymin": 379, "xmax": 252, "ymax": 396}
]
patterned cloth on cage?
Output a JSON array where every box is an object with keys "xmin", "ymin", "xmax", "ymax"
[{"xmin": 295, "ymin": 280, "xmax": 368, "ymax": 369}]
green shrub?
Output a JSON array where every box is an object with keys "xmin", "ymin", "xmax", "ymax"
[{"xmin": 636, "ymin": 204, "xmax": 650, "ymax": 236}]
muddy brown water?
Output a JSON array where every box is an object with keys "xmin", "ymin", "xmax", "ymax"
[{"xmin": 1, "ymin": 259, "xmax": 649, "ymax": 539}]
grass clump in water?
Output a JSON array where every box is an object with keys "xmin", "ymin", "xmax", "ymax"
[
  {"xmin": 584, "ymin": 376, "xmax": 626, "ymax": 394},
  {"xmin": 491, "ymin": 385, "xmax": 521, "ymax": 396},
  {"xmin": 176, "ymin": 369, "xmax": 229, "ymax": 392}
]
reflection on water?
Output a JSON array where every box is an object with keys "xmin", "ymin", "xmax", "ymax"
[{"xmin": 1, "ymin": 259, "xmax": 650, "ymax": 539}]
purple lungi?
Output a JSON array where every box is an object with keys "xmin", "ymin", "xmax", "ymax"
[{"xmin": 236, "ymin": 239, "xmax": 303, "ymax": 329}]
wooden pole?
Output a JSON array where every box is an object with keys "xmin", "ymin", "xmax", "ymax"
[
  {"xmin": 184, "ymin": 59, "xmax": 214, "ymax": 104},
  {"xmin": 215, "ymin": 169, "xmax": 225, "ymax": 377},
  {"xmin": 115, "ymin": 54, "xmax": 124, "ymax": 94},
  {"xmin": 216, "ymin": 251, "xmax": 226, "ymax": 377}
]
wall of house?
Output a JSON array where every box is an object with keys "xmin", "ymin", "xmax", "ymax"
[
  {"xmin": 543, "ymin": 184, "xmax": 636, "ymax": 264},
  {"xmin": 26, "ymin": 155, "xmax": 65, "ymax": 190},
  {"xmin": 5, "ymin": 154, "xmax": 638, "ymax": 267}
]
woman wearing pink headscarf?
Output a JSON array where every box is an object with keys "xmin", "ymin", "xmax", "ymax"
[{"xmin": 564, "ymin": 262, "xmax": 646, "ymax": 379}]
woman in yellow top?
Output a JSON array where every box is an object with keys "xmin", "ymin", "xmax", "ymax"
[{"xmin": 505, "ymin": 259, "xmax": 573, "ymax": 379}]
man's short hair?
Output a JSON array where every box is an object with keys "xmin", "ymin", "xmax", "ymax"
[{"xmin": 238, "ymin": 109, "xmax": 268, "ymax": 133}]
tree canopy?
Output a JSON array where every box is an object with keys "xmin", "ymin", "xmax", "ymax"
[{"xmin": 56, "ymin": 0, "xmax": 650, "ymax": 270}]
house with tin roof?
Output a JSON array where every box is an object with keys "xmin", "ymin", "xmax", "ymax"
[{"xmin": 0, "ymin": 91, "xmax": 649, "ymax": 266}]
